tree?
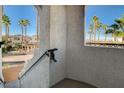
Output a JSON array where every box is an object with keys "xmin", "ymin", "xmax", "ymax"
[
  {"xmin": 110, "ymin": 24, "xmax": 119, "ymax": 41},
  {"xmin": 115, "ymin": 17, "xmax": 124, "ymax": 31},
  {"xmin": 105, "ymin": 29, "xmax": 113, "ymax": 42},
  {"xmin": 19, "ymin": 19, "xmax": 30, "ymax": 53},
  {"xmin": 2, "ymin": 14, "xmax": 11, "ymax": 43},
  {"xmin": 88, "ymin": 23, "xmax": 93, "ymax": 42},
  {"xmin": 115, "ymin": 17, "xmax": 124, "ymax": 42},
  {"xmin": 19, "ymin": 19, "xmax": 25, "ymax": 43},
  {"xmin": 96, "ymin": 22, "xmax": 102, "ymax": 41},
  {"xmin": 93, "ymin": 16, "xmax": 99, "ymax": 41},
  {"xmin": 23, "ymin": 19, "xmax": 30, "ymax": 39},
  {"xmin": 102, "ymin": 24, "xmax": 108, "ymax": 42},
  {"xmin": 36, "ymin": 9, "xmax": 39, "ymax": 42},
  {"xmin": 19, "ymin": 19, "xmax": 30, "ymax": 44}
]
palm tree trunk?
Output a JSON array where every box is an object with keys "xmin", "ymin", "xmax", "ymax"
[
  {"xmin": 89, "ymin": 33, "xmax": 91, "ymax": 42},
  {"xmin": 8, "ymin": 25, "xmax": 10, "ymax": 40},
  {"xmin": 105, "ymin": 34, "xmax": 107, "ymax": 42},
  {"xmin": 94, "ymin": 25, "xmax": 96, "ymax": 41},
  {"xmin": 98, "ymin": 30, "xmax": 100, "ymax": 41},
  {"xmin": 21, "ymin": 26, "xmax": 24, "ymax": 51},
  {"xmin": 112, "ymin": 33, "xmax": 115, "ymax": 42},
  {"xmin": 112, "ymin": 34, "xmax": 113, "ymax": 41},
  {"xmin": 5, "ymin": 26, "xmax": 8, "ymax": 44},
  {"xmin": 104, "ymin": 34, "xmax": 107, "ymax": 46},
  {"xmin": 36, "ymin": 11, "xmax": 39, "ymax": 42},
  {"xmin": 25, "ymin": 26, "xmax": 27, "ymax": 42},
  {"xmin": 91, "ymin": 33, "xmax": 93, "ymax": 42},
  {"xmin": 21, "ymin": 26, "xmax": 24, "ymax": 43},
  {"xmin": 24, "ymin": 26, "xmax": 27, "ymax": 53}
]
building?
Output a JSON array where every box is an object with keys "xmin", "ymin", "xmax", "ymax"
[
  {"xmin": 22, "ymin": 42, "xmax": 39, "ymax": 52},
  {"xmin": 8, "ymin": 35, "xmax": 32, "ymax": 44},
  {"xmin": 1, "ymin": 5, "xmax": 124, "ymax": 88},
  {"xmin": 22, "ymin": 35, "xmax": 39, "ymax": 52},
  {"xmin": 2, "ymin": 35, "xmax": 39, "ymax": 53}
]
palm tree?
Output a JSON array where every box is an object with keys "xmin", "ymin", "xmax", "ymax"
[
  {"xmin": 19, "ymin": 19, "xmax": 25, "ymax": 43},
  {"xmin": 114, "ymin": 31, "xmax": 123, "ymax": 37},
  {"xmin": 36, "ymin": 9, "xmax": 39, "ymax": 42},
  {"xmin": 110, "ymin": 24, "xmax": 119, "ymax": 41},
  {"xmin": 23, "ymin": 20, "xmax": 30, "ymax": 39},
  {"xmin": 88, "ymin": 23, "xmax": 93, "ymax": 42},
  {"xmin": 93, "ymin": 16, "xmax": 99, "ymax": 41},
  {"xmin": 115, "ymin": 17, "xmax": 124, "ymax": 42},
  {"xmin": 105, "ymin": 25, "xmax": 118, "ymax": 42},
  {"xmin": 97, "ymin": 22, "xmax": 102, "ymax": 41},
  {"xmin": 19, "ymin": 19, "xmax": 30, "ymax": 53},
  {"xmin": 105, "ymin": 29, "xmax": 114, "ymax": 41},
  {"xmin": 102, "ymin": 24, "xmax": 108, "ymax": 42},
  {"xmin": 2, "ymin": 14, "xmax": 11, "ymax": 43},
  {"xmin": 115, "ymin": 17, "xmax": 124, "ymax": 31},
  {"xmin": 19, "ymin": 19, "xmax": 30, "ymax": 44}
]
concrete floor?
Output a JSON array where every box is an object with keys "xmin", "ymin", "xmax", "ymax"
[
  {"xmin": 0, "ymin": 83, "xmax": 4, "ymax": 88},
  {"xmin": 4, "ymin": 78, "xmax": 97, "ymax": 88},
  {"xmin": 52, "ymin": 79, "xmax": 97, "ymax": 88}
]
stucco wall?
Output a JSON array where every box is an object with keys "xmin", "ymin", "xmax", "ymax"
[
  {"xmin": 50, "ymin": 5, "xmax": 66, "ymax": 86},
  {"xmin": 66, "ymin": 5, "xmax": 124, "ymax": 88},
  {"xmin": 18, "ymin": 6, "xmax": 50, "ymax": 88},
  {"xmin": 9, "ymin": 5, "xmax": 67, "ymax": 88},
  {"xmin": 5, "ymin": 5, "xmax": 124, "ymax": 88},
  {"xmin": 20, "ymin": 56, "xmax": 49, "ymax": 88},
  {"xmin": 19, "ymin": 5, "xmax": 67, "ymax": 87}
]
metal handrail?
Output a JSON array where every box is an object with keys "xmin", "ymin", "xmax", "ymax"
[
  {"xmin": 18, "ymin": 48, "xmax": 58, "ymax": 80},
  {"xmin": 0, "ymin": 78, "xmax": 5, "ymax": 88},
  {"xmin": 0, "ymin": 41, "xmax": 5, "ymax": 87},
  {"xmin": 18, "ymin": 51, "xmax": 48, "ymax": 79},
  {"xmin": 0, "ymin": 78, "xmax": 4, "ymax": 84},
  {"xmin": 0, "ymin": 41, "xmax": 4, "ymax": 48}
]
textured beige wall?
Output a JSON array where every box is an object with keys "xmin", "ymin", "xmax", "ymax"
[
  {"xmin": 19, "ymin": 6, "xmax": 50, "ymax": 88},
  {"xmin": 6, "ymin": 5, "xmax": 124, "ymax": 88},
  {"xmin": 50, "ymin": 5, "xmax": 67, "ymax": 86},
  {"xmin": 66, "ymin": 5, "xmax": 124, "ymax": 88},
  {"xmin": 20, "ymin": 5, "xmax": 67, "ymax": 87}
]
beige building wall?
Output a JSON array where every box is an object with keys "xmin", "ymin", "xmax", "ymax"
[
  {"xmin": 50, "ymin": 5, "xmax": 67, "ymax": 86},
  {"xmin": 66, "ymin": 6, "xmax": 124, "ymax": 88},
  {"xmin": 19, "ymin": 6, "xmax": 50, "ymax": 88},
  {"xmin": 5, "ymin": 5, "xmax": 124, "ymax": 88},
  {"xmin": 19, "ymin": 5, "xmax": 67, "ymax": 87}
]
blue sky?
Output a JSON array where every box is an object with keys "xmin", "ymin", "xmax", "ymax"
[
  {"xmin": 2, "ymin": 5, "xmax": 36, "ymax": 36},
  {"xmin": 85, "ymin": 5, "xmax": 124, "ymax": 40}
]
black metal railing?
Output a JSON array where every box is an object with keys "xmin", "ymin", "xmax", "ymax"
[
  {"xmin": 0, "ymin": 78, "xmax": 4, "ymax": 84},
  {"xmin": 0, "ymin": 78, "xmax": 5, "ymax": 88},
  {"xmin": 0, "ymin": 42, "xmax": 5, "ymax": 87},
  {"xmin": 0, "ymin": 41, "xmax": 4, "ymax": 48},
  {"xmin": 18, "ymin": 48, "xmax": 58, "ymax": 80}
]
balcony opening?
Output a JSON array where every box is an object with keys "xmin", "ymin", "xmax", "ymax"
[
  {"xmin": 85, "ymin": 5, "xmax": 124, "ymax": 49},
  {"xmin": 2, "ymin": 5, "xmax": 40, "ymax": 83}
]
